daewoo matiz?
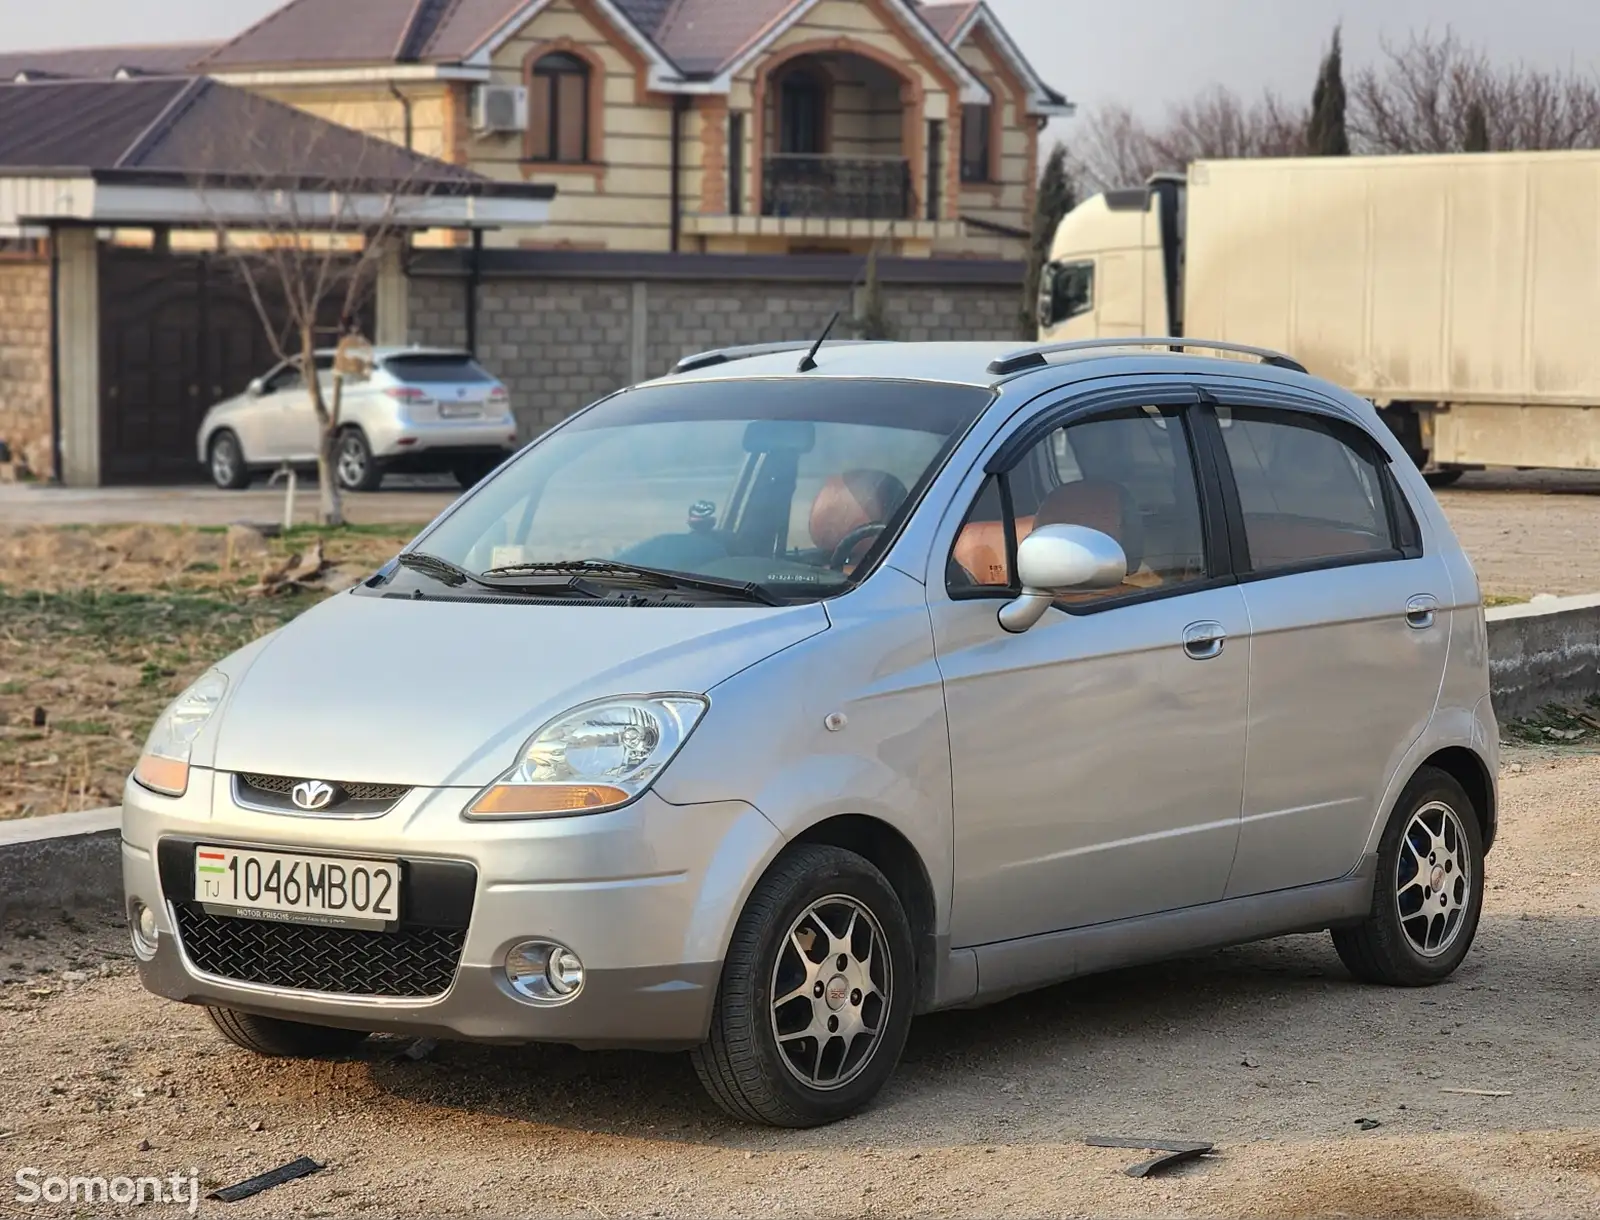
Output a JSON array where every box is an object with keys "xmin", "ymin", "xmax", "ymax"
[{"xmin": 124, "ymin": 338, "xmax": 1496, "ymax": 1127}]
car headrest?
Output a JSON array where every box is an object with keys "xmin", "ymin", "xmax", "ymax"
[
  {"xmin": 809, "ymin": 469, "xmax": 909, "ymax": 554},
  {"xmin": 1034, "ymin": 479, "xmax": 1144, "ymax": 570}
]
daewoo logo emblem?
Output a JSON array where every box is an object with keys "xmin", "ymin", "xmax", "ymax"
[{"xmin": 291, "ymin": 780, "xmax": 336, "ymax": 811}]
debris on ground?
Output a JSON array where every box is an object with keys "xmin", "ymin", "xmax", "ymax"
[
  {"xmin": 1440, "ymin": 1088, "xmax": 1513, "ymax": 1097},
  {"xmin": 1086, "ymin": 1136, "xmax": 1215, "ymax": 1178},
  {"xmin": 254, "ymin": 538, "xmax": 328, "ymax": 596},
  {"xmin": 392, "ymin": 1037, "xmax": 438, "ymax": 1064},
  {"xmin": 209, "ymin": 1156, "xmax": 323, "ymax": 1203},
  {"xmin": 1356, "ymin": 1118, "xmax": 1383, "ymax": 1131}
]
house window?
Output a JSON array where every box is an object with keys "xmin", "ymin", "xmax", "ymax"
[
  {"xmin": 780, "ymin": 70, "xmax": 826, "ymax": 155},
  {"xmin": 528, "ymin": 51, "xmax": 590, "ymax": 163},
  {"xmin": 961, "ymin": 103, "xmax": 992, "ymax": 183},
  {"xmin": 729, "ymin": 111, "xmax": 746, "ymax": 215}
]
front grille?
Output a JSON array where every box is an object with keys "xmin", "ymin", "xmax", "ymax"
[
  {"xmin": 240, "ymin": 773, "xmax": 411, "ymax": 802},
  {"xmin": 234, "ymin": 773, "xmax": 411, "ymax": 816},
  {"xmin": 174, "ymin": 905, "xmax": 465, "ymax": 998}
]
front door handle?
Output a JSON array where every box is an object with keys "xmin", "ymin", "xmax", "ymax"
[
  {"xmin": 1406, "ymin": 594, "xmax": 1439, "ymax": 630},
  {"xmin": 1183, "ymin": 620, "xmax": 1226, "ymax": 660}
]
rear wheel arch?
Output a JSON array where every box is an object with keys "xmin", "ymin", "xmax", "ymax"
[
  {"xmin": 1418, "ymin": 746, "xmax": 1496, "ymax": 852},
  {"xmin": 789, "ymin": 815, "xmax": 939, "ymax": 1012}
]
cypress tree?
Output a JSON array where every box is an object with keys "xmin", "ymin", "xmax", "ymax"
[
  {"xmin": 1021, "ymin": 142, "xmax": 1078, "ymax": 338},
  {"xmin": 1307, "ymin": 27, "xmax": 1352, "ymax": 156},
  {"xmin": 1464, "ymin": 101, "xmax": 1491, "ymax": 152}
]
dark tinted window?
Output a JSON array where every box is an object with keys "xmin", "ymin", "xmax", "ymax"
[
  {"xmin": 383, "ymin": 355, "xmax": 496, "ymax": 384},
  {"xmin": 1217, "ymin": 407, "xmax": 1397, "ymax": 571}
]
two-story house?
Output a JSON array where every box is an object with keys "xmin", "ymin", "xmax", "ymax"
[{"xmin": 195, "ymin": 0, "xmax": 1069, "ymax": 258}]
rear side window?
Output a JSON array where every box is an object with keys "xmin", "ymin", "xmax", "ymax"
[
  {"xmin": 1216, "ymin": 407, "xmax": 1402, "ymax": 572},
  {"xmin": 383, "ymin": 355, "xmax": 496, "ymax": 384}
]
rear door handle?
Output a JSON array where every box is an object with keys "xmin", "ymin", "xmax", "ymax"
[
  {"xmin": 1183, "ymin": 620, "xmax": 1226, "ymax": 660},
  {"xmin": 1406, "ymin": 594, "xmax": 1439, "ymax": 630}
]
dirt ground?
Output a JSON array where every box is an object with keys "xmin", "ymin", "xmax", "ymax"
[
  {"xmin": 1435, "ymin": 470, "xmax": 1600, "ymax": 600},
  {"xmin": 0, "ymin": 750, "xmax": 1597, "ymax": 1218},
  {"xmin": 0, "ymin": 525, "xmax": 418, "ymax": 819}
]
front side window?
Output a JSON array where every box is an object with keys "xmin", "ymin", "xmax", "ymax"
[
  {"xmin": 399, "ymin": 379, "xmax": 990, "ymax": 604},
  {"xmin": 960, "ymin": 104, "xmax": 992, "ymax": 183},
  {"xmin": 1039, "ymin": 259, "xmax": 1094, "ymax": 329},
  {"xmin": 1216, "ymin": 407, "xmax": 1402, "ymax": 571},
  {"xmin": 527, "ymin": 52, "xmax": 590, "ymax": 163},
  {"xmin": 779, "ymin": 70, "xmax": 826, "ymax": 155},
  {"xmin": 949, "ymin": 405, "xmax": 1209, "ymax": 607}
]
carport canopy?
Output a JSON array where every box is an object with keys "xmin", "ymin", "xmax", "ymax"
[{"xmin": 0, "ymin": 76, "xmax": 554, "ymax": 231}]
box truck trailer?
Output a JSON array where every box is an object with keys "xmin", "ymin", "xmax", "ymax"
[{"xmin": 1039, "ymin": 152, "xmax": 1600, "ymax": 483}]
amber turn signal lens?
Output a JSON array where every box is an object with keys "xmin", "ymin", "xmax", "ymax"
[
  {"xmin": 468, "ymin": 783, "xmax": 630, "ymax": 816},
  {"xmin": 133, "ymin": 754, "xmax": 189, "ymax": 797}
]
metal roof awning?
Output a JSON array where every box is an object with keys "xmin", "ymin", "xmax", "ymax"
[
  {"xmin": 0, "ymin": 76, "xmax": 554, "ymax": 233},
  {"xmin": 0, "ymin": 170, "xmax": 553, "ymax": 231}
]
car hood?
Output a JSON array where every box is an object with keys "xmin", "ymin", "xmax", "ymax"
[{"xmin": 210, "ymin": 591, "xmax": 829, "ymax": 788}]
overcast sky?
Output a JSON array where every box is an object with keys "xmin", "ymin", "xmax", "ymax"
[{"xmin": 6, "ymin": 0, "xmax": 1600, "ymax": 128}]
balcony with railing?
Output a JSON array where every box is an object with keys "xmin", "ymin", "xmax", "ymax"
[{"xmin": 761, "ymin": 154, "xmax": 913, "ymax": 222}]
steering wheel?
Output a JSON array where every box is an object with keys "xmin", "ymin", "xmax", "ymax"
[{"xmin": 829, "ymin": 522, "xmax": 888, "ymax": 571}]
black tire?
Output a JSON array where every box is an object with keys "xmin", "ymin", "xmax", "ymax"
[
  {"xmin": 690, "ymin": 844, "xmax": 915, "ymax": 1127},
  {"xmin": 1331, "ymin": 766, "xmax": 1484, "ymax": 986},
  {"xmin": 451, "ymin": 457, "xmax": 499, "ymax": 489},
  {"xmin": 208, "ymin": 430, "xmax": 251, "ymax": 490},
  {"xmin": 1424, "ymin": 469, "xmax": 1465, "ymax": 489},
  {"xmin": 206, "ymin": 1007, "xmax": 370, "ymax": 1058},
  {"xmin": 334, "ymin": 427, "xmax": 383, "ymax": 492}
]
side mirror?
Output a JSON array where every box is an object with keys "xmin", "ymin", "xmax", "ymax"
[
  {"xmin": 247, "ymin": 377, "xmax": 266, "ymax": 397},
  {"xmin": 998, "ymin": 524, "xmax": 1127, "ymax": 634}
]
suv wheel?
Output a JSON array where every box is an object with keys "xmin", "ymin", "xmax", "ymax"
[
  {"xmin": 206, "ymin": 1007, "xmax": 369, "ymax": 1058},
  {"xmin": 334, "ymin": 428, "xmax": 382, "ymax": 492},
  {"xmin": 690, "ymin": 845, "xmax": 915, "ymax": 1127},
  {"xmin": 208, "ymin": 431, "xmax": 251, "ymax": 490},
  {"xmin": 1331, "ymin": 766, "xmax": 1484, "ymax": 986}
]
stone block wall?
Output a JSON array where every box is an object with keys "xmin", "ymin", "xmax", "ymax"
[
  {"xmin": 408, "ymin": 259, "xmax": 1026, "ymax": 440},
  {"xmin": 0, "ymin": 259, "xmax": 52, "ymax": 480}
]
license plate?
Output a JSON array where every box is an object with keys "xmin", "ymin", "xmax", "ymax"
[
  {"xmin": 193, "ymin": 845, "xmax": 400, "ymax": 931},
  {"xmin": 439, "ymin": 401, "xmax": 482, "ymax": 418}
]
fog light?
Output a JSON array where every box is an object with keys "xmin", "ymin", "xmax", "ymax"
[
  {"xmin": 130, "ymin": 901, "xmax": 159, "ymax": 958},
  {"xmin": 504, "ymin": 940, "xmax": 585, "ymax": 1005}
]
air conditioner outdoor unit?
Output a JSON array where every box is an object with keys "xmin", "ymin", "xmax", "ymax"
[{"xmin": 471, "ymin": 84, "xmax": 528, "ymax": 134}]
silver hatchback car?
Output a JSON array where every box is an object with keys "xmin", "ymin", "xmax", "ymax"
[
  {"xmin": 126, "ymin": 339, "xmax": 1496, "ymax": 1127},
  {"xmin": 197, "ymin": 347, "xmax": 519, "ymax": 492}
]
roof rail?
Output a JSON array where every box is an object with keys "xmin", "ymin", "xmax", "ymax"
[
  {"xmin": 672, "ymin": 339, "xmax": 884, "ymax": 376},
  {"xmin": 986, "ymin": 338, "xmax": 1308, "ymax": 378}
]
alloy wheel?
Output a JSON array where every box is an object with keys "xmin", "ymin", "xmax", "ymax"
[
  {"xmin": 211, "ymin": 441, "xmax": 236, "ymax": 485},
  {"xmin": 337, "ymin": 436, "xmax": 367, "ymax": 488},
  {"xmin": 769, "ymin": 895, "xmax": 891, "ymax": 1091},
  {"xmin": 1395, "ymin": 800, "xmax": 1472, "ymax": 957}
]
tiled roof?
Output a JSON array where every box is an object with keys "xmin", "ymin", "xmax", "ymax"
[
  {"xmin": 0, "ymin": 42, "xmax": 217, "ymax": 82},
  {"xmin": 0, "ymin": 76, "xmax": 484, "ymax": 187},
  {"xmin": 915, "ymin": 2, "xmax": 979, "ymax": 42},
  {"xmin": 198, "ymin": 0, "xmax": 419, "ymax": 70}
]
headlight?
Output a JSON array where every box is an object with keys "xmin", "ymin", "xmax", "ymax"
[
  {"xmin": 132, "ymin": 670, "xmax": 229, "ymax": 797},
  {"xmin": 465, "ymin": 695, "xmax": 706, "ymax": 819}
]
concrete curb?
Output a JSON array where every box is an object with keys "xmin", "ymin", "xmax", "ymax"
[
  {"xmin": 0, "ymin": 807, "xmax": 122, "ymax": 922},
  {"xmin": 1487, "ymin": 593, "xmax": 1600, "ymax": 722}
]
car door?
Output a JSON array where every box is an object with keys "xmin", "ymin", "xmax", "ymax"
[
  {"xmin": 929, "ymin": 385, "xmax": 1251, "ymax": 948},
  {"xmin": 250, "ymin": 362, "xmax": 311, "ymax": 461},
  {"xmin": 1196, "ymin": 388, "xmax": 1452, "ymax": 898}
]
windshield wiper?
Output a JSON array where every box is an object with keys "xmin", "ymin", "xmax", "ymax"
[
  {"xmin": 395, "ymin": 551, "xmax": 601, "ymax": 597},
  {"xmin": 480, "ymin": 559, "xmax": 784, "ymax": 606}
]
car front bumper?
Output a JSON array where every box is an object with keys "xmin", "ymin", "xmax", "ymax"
[{"xmin": 122, "ymin": 772, "xmax": 783, "ymax": 1049}]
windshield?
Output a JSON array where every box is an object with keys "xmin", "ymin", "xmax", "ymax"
[{"xmin": 405, "ymin": 378, "xmax": 990, "ymax": 602}]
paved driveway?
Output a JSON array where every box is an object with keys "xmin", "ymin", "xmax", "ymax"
[{"xmin": 0, "ymin": 481, "xmax": 460, "ymax": 528}]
